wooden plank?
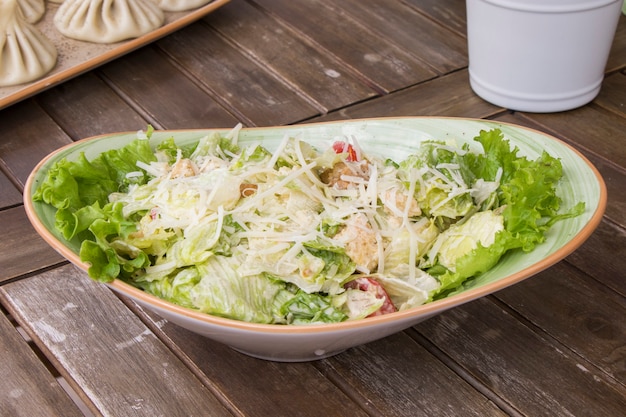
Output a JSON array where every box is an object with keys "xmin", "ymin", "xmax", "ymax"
[
  {"xmin": 312, "ymin": 70, "xmax": 503, "ymax": 121},
  {"xmin": 0, "ymin": 310, "xmax": 84, "ymax": 417},
  {"xmin": 0, "ymin": 206, "xmax": 64, "ymax": 283},
  {"xmin": 156, "ymin": 22, "xmax": 322, "ymax": 126},
  {"xmin": 402, "ymin": 0, "xmax": 468, "ymax": 37},
  {"xmin": 0, "ymin": 100, "xmax": 72, "ymax": 187},
  {"xmin": 98, "ymin": 45, "xmax": 241, "ymax": 130},
  {"xmin": 330, "ymin": 0, "xmax": 468, "ymax": 74},
  {"xmin": 595, "ymin": 71, "xmax": 626, "ymax": 117},
  {"xmin": 139, "ymin": 308, "xmax": 372, "ymax": 417},
  {"xmin": 520, "ymin": 106, "xmax": 626, "ymax": 174},
  {"xmin": 142, "ymin": 303, "xmax": 507, "ymax": 416},
  {"xmin": 415, "ymin": 294, "xmax": 626, "ymax": 416},
  {"xmin": 606, "ymin": 14, "xmax": 626, "ymax": 72},
  {"xmin": 0, "ymin": 264, "xmax": 234, "ymax": 417},
  {"xmin": 496, "ymin": 260, "xmax": 626, "ymax": 381},
  {"xmin": 250, "ymin": 0, "xmax": 438, "ymax": 93},
  {"xmin": 0, "ymin": 172, "xmax": 22, "ymax": 208},
  {"xmin": 207, "ymin": 0, "xmax": 380, "ymax": 105},
  {"xmin": 565, "ymin": 220, "xmax": 626, "ymax": 296},
  {"xmin": 321, "ymin": 332, "xmax": 509, "ymax": 416},
  {"xmin": 36, "ymin": 72, "xmax": 150, "ymax": 140}
]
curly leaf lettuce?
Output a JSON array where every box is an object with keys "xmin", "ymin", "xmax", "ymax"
[
  {"xmin": 428, "ymin": 129, "xmax": 584, "ymax": 299},
  {"xmin": 33, "ymin": 133, "xmax": 159, "ymax": 281},
  {"xmin": 33, "ymin": 137, "xmax": 156, "ymax": 234}
]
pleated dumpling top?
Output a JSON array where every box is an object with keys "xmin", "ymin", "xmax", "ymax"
[
  {"xmin": 54, "ymin": 0, "xmax": 165, "ymax": 44},
  {"xmin": 17, "ymin": 0, "xmax": 46, "ymax": 23},
  {"xmin": 0, "ymin": 0, "xmax": 57, "ymax": 86}
]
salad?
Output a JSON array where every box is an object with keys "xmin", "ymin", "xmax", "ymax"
[{"xmin": 33, "ymin": 125, "xmax": 584, "ymax": 324}]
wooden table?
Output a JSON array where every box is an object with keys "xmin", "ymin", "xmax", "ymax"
[{"xmin": 1, "ymin": 1, "xmax": 625, "ymax": 415}]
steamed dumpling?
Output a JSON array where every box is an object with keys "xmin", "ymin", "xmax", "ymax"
[
  {"xmin": 0, "ymin": 0, "xmax": 58, "ymax": 86},
  {"xmin": 156, "ymin": 0, "xmax": 212, "ymax": 12},
  {"xmin": 54, "ymin": 0, "xmax": 165, "ymax": 44},
  {"xmin": 17, "ymin": 0, "xmax": 45, "ymax": 23}
]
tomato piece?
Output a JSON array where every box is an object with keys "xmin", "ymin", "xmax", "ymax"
[
  {"xmin": 332, "ymin": 141, "xmax": 358, "ymax": 162},
  {"xmin": 344, "ymin": 277, "xmax": 397, "ymax": 317}
]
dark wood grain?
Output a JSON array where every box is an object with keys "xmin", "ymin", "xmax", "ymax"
[
  {"xmin": 0, "ymin": 172, "xmax": 22, "ymax": 208},
  {"xmin": 331, "ymin": 0, "xmax": 468, "ymax": 74},
  {"xmin": 251, "ymin": 0, "xmax": 438, "ymax": 93},
  {"xmin": 606, "ymin": 14, "xmax": 626, "ymax": 72},
  {"xmin": 139, "ymin": 305, "xmax": 507, "ymax": 417},
  {"xmin": 36, "ymin": 72, "xmax": 150, "ymax": 140},
  {"xmin": 415, "ymin": 296, "xmax": 626, "ymax": 417},
  {"xmin": 312, "ymin": 70, "xmax": 503, "ymax": 121},
  {"xmin": 565, "ymin": 220, "xmax": 626, "ymax": 296},
  {"xmin": 139, "ymin": 308, "xmax": 372, "ymax": 417},
  {"xmin": 595, "ymin": 71, "xmax": 626, "ymax": 118},
  {"xmin": 402, "ymin": 0, "xmax": 467, "ymax": 37},
  {"xmin": 322, "ymin": 332, "xmax": 509, "ymax": 416},
  {"xmin": 1, "ymin": 264, "xmax": 234, "ymax": 417},
  {"xmin": 521, "ymin": 101, "xmax": 626, "ymax": 169},
  {"xmin": 495, "ymin": 260, "xmax": 626, "ymax": 382},
  {"xmin": 0, "ymin": 207, "xmax": 64, "ymax": 283},
  {"xmin": 0, "ymin": 311, "xmax": 84, "ymax": 417},
  {"xmin": 0, "ymin": 100, "xmax": 72, "ymax": 187},
  {"xmin": 157, "ymin": 21, "xmax": 322, "ymax": 126},
  {"xmin": 206, "ymin": 0, "xmax": 380, "ymax": 106},
  {"xmin": 99, "ymin": 45, "xmax": 241, "ymax": 130}
]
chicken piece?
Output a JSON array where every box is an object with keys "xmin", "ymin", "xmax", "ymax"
[
  {"xmin": 320, "ymin": 161, "xmax": 369, "ymax": 190},
  {"xmin": 170, "ymin": 158, "xmax": 197, "ymax": 178},
  {"xmin": 334, "ymin": 213, "xmax": 379, "ymax": 273},
  {"xmin": 381, "ymin": 187, "xmax": 421, "ymax": 217}
]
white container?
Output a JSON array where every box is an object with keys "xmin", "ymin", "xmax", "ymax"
[{"xmin": 467, "ymin": 0, "xmax": 622, "ymax": 112}]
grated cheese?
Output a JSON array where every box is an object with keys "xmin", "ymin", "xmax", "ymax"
[{"xmin": 113, "ymin": 131, "xmax": 507, "ymax": 315}]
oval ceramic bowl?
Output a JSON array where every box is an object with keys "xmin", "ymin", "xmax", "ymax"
[{"xmin": 24, "ymin": 117, "xmax": 606, "ymax": 362}]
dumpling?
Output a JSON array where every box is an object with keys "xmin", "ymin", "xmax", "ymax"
[
  {"xmin": 0, "ymin": 0, "xmax": 58, "ymax": 87},
  {"xmin": 54, "ymin": 0, "xmax": 165, "ymax": 44},
  {"xmin": 156, "ymin": 0, "xmax": 213, "ymax": 12},
  {"xmin": 17, "ymin": 0, "xmax": 45, "ymax": 23}
]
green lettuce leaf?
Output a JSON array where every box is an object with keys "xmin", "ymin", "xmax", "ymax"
[
  {"xmin": 190, "ymin": 132, "xmax": 240, "ymax": 161},
  {"xmin": 279, "ymin": 291, "xmax": 347, "ymax": 324},
  {"xmin": 471, "ymin": 129, "xmax": 584, "ymax": 251},
  {"xmin": 139, "ymin": 268, "xmax": 202, "ymax": 309},
  {"xmin": 430, "ymin": 232, "xmax": 509, "ymax": 300},
  {"xmin": 189, "ymin": 256, "xmax": 293, "ymax": 324},
  {"xmin": 428, "ymin": 129, "xmax": 585, "ymax": 299},
  {"xmin": 79, "ymin": 202, "xmax": 148, "ymax": 282},
  {"xmin": 33, "ymin": 137, "xmax": 156, "ymax": 225},
  {"xmin": 398, "ymin": 141, "xmax": 475, "ymax": 221},
  {"xmin": 156, "ymin": 136, "xmax": 198, "ymax": 163}
]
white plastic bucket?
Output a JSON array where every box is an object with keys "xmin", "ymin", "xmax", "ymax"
[{"xmin": 467, "ymin": 0, "xmax": 622, "ymax": 112}]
